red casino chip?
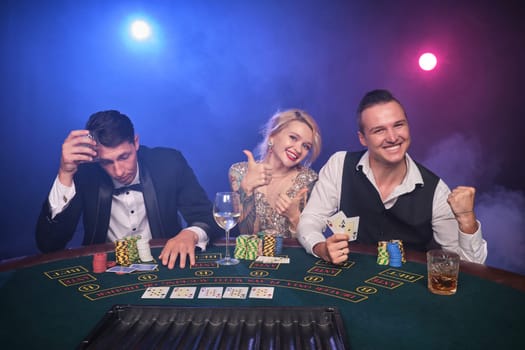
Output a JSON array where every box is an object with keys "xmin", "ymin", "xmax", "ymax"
[{"xmin": 92, "ymin": 253, "xmax": 108, "ymax": 273}]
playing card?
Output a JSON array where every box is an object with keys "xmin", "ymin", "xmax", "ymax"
[
  {"xmin": 170, "ymin": 286, "xmax": 197, "ymax": 299},
  {"xmin": 198, "ymin": 287, "xmax": 223, "ymax": 299},
  {"xmin": 255, "ymin": 256, "xmax": 290, "ymax": 264},
  {"xmin": 222, "ymin": 286, "xmax": 249, "ymax": 299},
  {"xmin": 129, "ymin": 263, "xmax": 158, "ymax": 271},
  {"xmin": 344, "ymin": 216, "xmax": 359, "ymax": 241},
  {"xmin": 141, "ymin": 286, "xmax": 170, "ymax": 299},
  {"xmin": 249, "ymin": 286, "xmax": 274, "ymax": 299},
  {"xmin": 106, "ymin": 266, "xmax": 137, "ymax": 273},
  {"xmin": 327, "ymin": 211, "xmax": 359, "ymax": 241},
  {"xmin": 327, "ymin": 211, "xmax": 345, "ymax": 232}
]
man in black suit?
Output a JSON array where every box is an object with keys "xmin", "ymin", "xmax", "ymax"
[{"xmin": 36, "ymin": 110, "xmax": 220, "ymax": 269}]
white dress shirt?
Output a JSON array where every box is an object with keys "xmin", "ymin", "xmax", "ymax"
[
  {"xmin": 297, "ymin": 151, "xmax": 487, "ymax": 263},
  {"xmin": 48, "ymin": 165, "xmax": 209, "ymax": 250}
]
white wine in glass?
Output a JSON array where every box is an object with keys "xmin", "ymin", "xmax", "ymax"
[{"xmin": 213, "ymin": 192, "xmax": 241, "ymax": 265}]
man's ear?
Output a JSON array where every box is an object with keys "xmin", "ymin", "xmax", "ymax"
[
  {"xmin": 134, "ymin": 135, "xmax": 140, "ymax": 150},
  {"xmin": 358, "ymin": 131, "xmax": 367, "ymax": 147}
]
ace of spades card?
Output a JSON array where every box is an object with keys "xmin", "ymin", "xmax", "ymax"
[{"xmin": 326, "ymin": 211, "xmax": 359, "ymax": 241}]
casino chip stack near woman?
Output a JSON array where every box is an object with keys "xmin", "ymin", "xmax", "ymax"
[{"xmin": 229, "ymin": 109, "xmax": 322, "ymax": 238}]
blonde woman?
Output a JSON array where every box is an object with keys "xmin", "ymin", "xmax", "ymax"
[{"xmin": 229, "ymin": 109, "xmax": 322, "ymax": 238}]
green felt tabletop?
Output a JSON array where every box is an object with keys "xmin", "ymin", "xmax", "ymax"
[{"xmin": 0, "ymin": 246, "xmax": 523, "ymax": 349}]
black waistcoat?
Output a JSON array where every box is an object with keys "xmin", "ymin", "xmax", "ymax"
[{"xmin": 339, "ymin": 151, "xmax": 440, "ymax": 251}]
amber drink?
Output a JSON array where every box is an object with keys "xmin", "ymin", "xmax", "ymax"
[{"xmin": 426, "ymin": 249, "xmax": 460, "ymax": 295}]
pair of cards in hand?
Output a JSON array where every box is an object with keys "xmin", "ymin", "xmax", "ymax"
[
  {"xmin": 327, "ymin": 211, "xmax": 359, "ymax": 241},
  {"xmin": 141, "ymin": 286, "xmax": 274, "ymax": 299}
]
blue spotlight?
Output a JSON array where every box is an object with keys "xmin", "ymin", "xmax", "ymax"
[
  {"xmin": 130, "ymin": 20, "xmax": 152, "ymax": 41},
  {"xmin": 122, "ymin": 14, "xmax": 162, "ymax": 53}
]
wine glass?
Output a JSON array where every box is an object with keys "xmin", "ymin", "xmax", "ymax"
[{"xmin": 213, "ymin": 192, "xmax": 241, "ymax": 265}]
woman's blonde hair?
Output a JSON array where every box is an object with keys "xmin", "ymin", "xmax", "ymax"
[{"xmin": 256, "ymin": 109, "xmax": 321, "ymax": 167}]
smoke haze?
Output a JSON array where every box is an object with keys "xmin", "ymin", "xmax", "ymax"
[{"xmin": 422, "ymin": 134, "xmax": 524, "ymax": 275}]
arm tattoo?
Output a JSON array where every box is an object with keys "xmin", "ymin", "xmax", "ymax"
[
  {"xmin": 229, "ymin": 164, "xmax": 259, "ymax": 235},
  {"xmin": 238, "ymin": 191, "xmax": 259, "ymax": 235}
]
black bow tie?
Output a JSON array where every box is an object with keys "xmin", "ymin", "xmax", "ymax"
[{"xmin": 113, "ymin": 183, "xmax": 143, "ymax": 196}]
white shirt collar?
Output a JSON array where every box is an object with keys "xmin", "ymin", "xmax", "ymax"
[{"xmin": 356, "ymin": 150, "xmax": 424, "ymax": 202}]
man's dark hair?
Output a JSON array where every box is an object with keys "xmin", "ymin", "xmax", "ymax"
[
  {"xmin": 356, "ymin": 89, "xmax": 406, "ymax": 132},
  {"xmin": 85, "ymin": 110, "xmax": 135, "ymax": 147}
]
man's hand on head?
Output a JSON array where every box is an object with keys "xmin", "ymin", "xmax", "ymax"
[
  {"xmin": 159, "ymin": 229, "xmax": 198, "ymax": 269},
  {"xmin": 59, "ymin": 130, "xmax": 98, "ymax": 186}
]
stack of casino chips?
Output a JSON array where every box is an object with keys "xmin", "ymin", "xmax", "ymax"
[
  {"xmin": 387, "ymin": 242, "xmax": 402, "ymax": 267},
  {"xmin": 245, "ymin": 236, "xmax": 259, "ymax": 260},
  {"xmin": 115, "ymin": 239, "xmax": 130, "ymax": 266},
  {"xmin": 390, "ymin": 239, "xmax": 406, "ymax": 263},
  {"xmin": 125, "ymin": 235, "xmax": 141, "ymax": 264},
  {"xmin": 137, "ymin": 237, "xmax": 154, "ymax": 262},
  {"xmin": 257, "ymin": 232, "xmax": 265, "ymax": 256},
  {"xmin": 263, "ymin": 234, "xmax": 277, "ymax": 256},
  {"xmin": 234, "ymin": 235, "xmax": 260, "ymax": 260},
  {"xmin": 92, "ymin": 252, "xmax": 108, "ymax": 273},
  {"xmin": 234, "ymin": 235, "xmax": 248, "ymax": 259},
  {"xmin": 377, "ymin": 241, "xmax": 389, "ymax": 265},
  {"xmin": 275, "ymin": 234, "xmax": 283, "ymax": 255}
]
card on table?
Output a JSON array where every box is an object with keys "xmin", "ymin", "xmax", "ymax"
[
  {"xmin": 249, "ymin": 286, "xmax": 274, "ymax": 299},
  {"xmin": 106, "ymin": 266, "xmax": 137, "ymax": 273},
  {"xmin": 170, "ymin": 286, "xmax": 197, "ymax": 299},
  {"xmin": 198, "ymin": 287, "xmax": 223, "ymax": 299},
  {"xmin": 141, "ymin": 286, "xmax": 170, "ymax": 299},
  {"xmin": 129, "ymin": 263, "xmax": 158, "ymax": 271},
  {"xmin": 222, "ymin": 286, "xmax": 249, "ymax": 299},
  {"xmin": 255, "ymin": 256, "xmax": 290, "ymax": 264}
]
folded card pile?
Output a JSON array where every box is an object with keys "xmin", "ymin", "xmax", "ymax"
[{"xmin": 326, "ymin": 211, "xmax": 359, "ymax": 241}]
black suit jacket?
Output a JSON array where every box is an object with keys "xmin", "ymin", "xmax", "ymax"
[{"xmin": 36, "ymin": 146, "xmax": 220, "ymax": 253}]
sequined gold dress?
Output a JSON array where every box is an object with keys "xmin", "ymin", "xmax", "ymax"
[{"xmin": 229, "ymin": 162, "xmax": 318, "ymax": 238}]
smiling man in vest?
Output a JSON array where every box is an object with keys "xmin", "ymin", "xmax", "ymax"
[{"xmin": 298, "ymin": 89, "xmax": 487, "ymax": 265}]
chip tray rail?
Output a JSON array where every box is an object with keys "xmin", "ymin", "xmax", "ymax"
[{"xmin": 78, "ymin": 305, "xmax": 350, "ymax": 349}]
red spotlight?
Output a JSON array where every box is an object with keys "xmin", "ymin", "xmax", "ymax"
[{"xmin": 419, "ymin": 53, "xmax": 437, "ymax": 71}]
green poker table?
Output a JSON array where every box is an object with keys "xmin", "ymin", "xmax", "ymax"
[{"xmin": 0, "ymin": 239, "xmax": 523, "ymax": 349}]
